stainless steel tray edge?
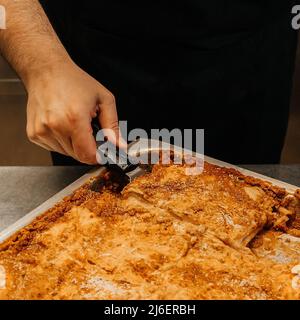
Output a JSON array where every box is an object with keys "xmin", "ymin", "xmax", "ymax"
[
  {"xmin": 0, "ymin": 167, "xmax": 106, "ymax": 243},
  {"xmin": 204, "ymin": 155, "xmax": 298, "ymax": 194},
  {"xmin": 0, "ymin": 139, "xmax": 298, "ymax": 244},
  {"xmin": 136, "ymin": 139, "xmax": 298, "ymax": 193}
]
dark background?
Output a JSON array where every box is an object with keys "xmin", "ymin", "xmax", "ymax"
[{"xmin": 0, "ymin": 40, "xmax": 299, "ymax": 165}]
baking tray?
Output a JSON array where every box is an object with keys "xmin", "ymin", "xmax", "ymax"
[{"xmin": 0, "ymin": 139, "xmax": 298, "ymax": 244}]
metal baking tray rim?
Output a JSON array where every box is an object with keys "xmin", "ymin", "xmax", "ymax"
[{"xmin": 0, "ymin": 139, "xmax": 298, "ymax": 244}]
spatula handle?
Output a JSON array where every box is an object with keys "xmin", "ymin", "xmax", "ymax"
[{"xmin": 92, "ymin": 120, "xmax": 138, "ymax": 173}]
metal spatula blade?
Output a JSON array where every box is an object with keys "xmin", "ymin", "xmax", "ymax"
[{"xmin": 91, "ymin": 139, "xmax": 151, "ymax": 193}]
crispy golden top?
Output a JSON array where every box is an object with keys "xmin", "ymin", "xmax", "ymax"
[{"xmin": 0, "ymin": 162, "xmax": 299, "ymax": 300}]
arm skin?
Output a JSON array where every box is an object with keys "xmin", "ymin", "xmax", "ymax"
[{"xmin": 0, "ymin": 0, "xmax": 124, "ymax": 164}]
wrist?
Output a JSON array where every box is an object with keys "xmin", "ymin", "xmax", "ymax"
[{"xmin": 21, "ymin": 53, "xmax": 74, "ymax": 91}]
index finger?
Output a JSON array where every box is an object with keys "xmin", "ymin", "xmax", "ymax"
[{"xmin": 70, "ymin": 121, "xmax": 97, "ymax": 164}]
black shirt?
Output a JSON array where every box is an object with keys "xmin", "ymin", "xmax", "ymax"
[{"xmin": 41, "ymin": 1, "xmax": 298, "ymax": 164}]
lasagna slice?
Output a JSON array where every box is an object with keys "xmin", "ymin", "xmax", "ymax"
[
  {"xmin": 250, "ymin": 230, "xmax": 300, "ymax": 265},
  {"xmin": 123, "ymin": 162, "xmax": 289, "ymax": 247},
  {"xmin": 157, "ymin": 232, "xmax": 300, "ymax": 300}
]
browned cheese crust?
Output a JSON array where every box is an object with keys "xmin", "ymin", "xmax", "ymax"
[{"xmin": 0, "ymin": 161, "xmax": 299, "ymax": 300}]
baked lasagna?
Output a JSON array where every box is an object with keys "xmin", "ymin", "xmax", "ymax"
[{"xmin": 0, "ymin": 160, "xmax": 300, "ymax": 300}]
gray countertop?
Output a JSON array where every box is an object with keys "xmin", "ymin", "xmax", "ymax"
[{"xmin": 0, "ymin": 165, "xmax": 299, "ymax": 233}]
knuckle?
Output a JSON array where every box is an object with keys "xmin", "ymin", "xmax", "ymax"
[
  {"xmin": 44, "ymin": 117, "xmax": 60, "ymax": 131},
  {"xmin": 26, "ymin": 128, "xmax": 36, "ymax": 142},
  {"xmin": 44, "ymin": 112, "xmax": 67, "ymax": 132},
  {"xmin": 78, "ymin": 153, "xmax": 94, "ymax": 164},
  {"xmin": 27, "ymin": 126, "xmax": 47, "ymax": 141},
  {"xmin": 66, "ymin": 112, "xmax": 79, "ymax": 124},
  {"xmin": 104, "ymin": 92, "xmax": 116, "ymax": 106},
  {"xmin": 105, "ymin": 123, "xmax": 120, "ymax": 139},
  {"xmin": 35, "ymin": 124, "xmax": 48, "ymax": 137},
  {"xmin": 110, "ymin": 120, "xmax": 119, "ymax": 131}
]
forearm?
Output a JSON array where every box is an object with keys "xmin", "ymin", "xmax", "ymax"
[{"xmin": 0, "ymin": 0, "xmax": 71, "ymax": 88}]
